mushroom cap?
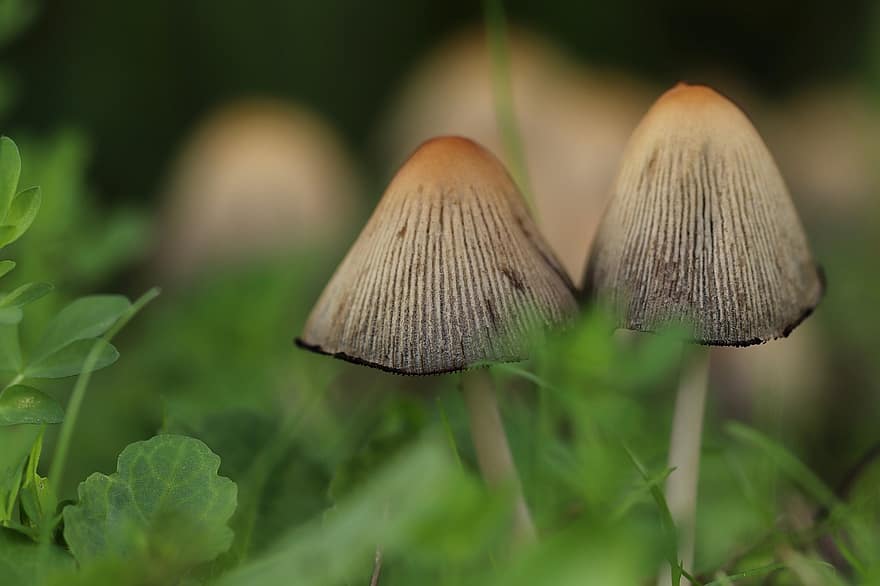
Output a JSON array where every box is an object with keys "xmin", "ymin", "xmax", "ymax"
[
  {"xmin": 764, "ymin": 84, "xmax": 879, "ymax": 221},
  {"xmin": 297, "ymin": 136, "xmax": 578, "ymax": 374},
  {"xmin": 380, "ymin": 27, "xmax": 650, "ymax": 284},
  {"xmin": 155, "ymin": 99, "xmax": 360, "ymax": 283},
  {"xmin": 583, "ymin": 83, "xmax": 824, "ymax": 346}
]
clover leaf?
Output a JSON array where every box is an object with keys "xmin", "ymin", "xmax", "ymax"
[
  {"xmin": 0, "ymin": 385, "xmax": 63, "ymax": 426},
  {"xmin": 0, "ymin": 138, "xmax": 41, "ymax": 248},
  {"xmin": 0, "ymin": 137, "xmax": 21, "ymax": 217},
  {"xmin": 23, "ymin": 295, "xmax": 130, "ymax": 379}
]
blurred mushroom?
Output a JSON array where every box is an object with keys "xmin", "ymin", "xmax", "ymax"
[
  {"xmin": 380, "ymin": 27, "xmax": 651, "ymax": 283},
  {"xmin": 583, "ymin": 83, "xmax": 824, "ymax": 583},
  {"xmin": 298, "ymin": 136, "xmax": 578, "ymax": 543},
  {"xmin": 703, "ymin": 86, "xmax": 869, "ymax": 428},
  {"xmin": 764, "ymin": 84, "xmax": 880, "ymax": 224},
  {"xmin": 712, "ymin": 317, "xmax": 828, "ymax": 431},
  {"xmin": 154, "ymin": 99, "xmax": 361, "ymax": 284}
]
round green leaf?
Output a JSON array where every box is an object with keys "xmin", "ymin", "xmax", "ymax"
[{"xmin": 63, "ymin": 434, "xmax": 238, "ymax": 568}]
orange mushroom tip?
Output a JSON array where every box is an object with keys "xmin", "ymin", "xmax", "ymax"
[
  {"xmin": 390, "ymin": 136, "xmax": 521, "ymax": 194},
  {"xmin": 295, "ymin": 135, "xmax": 578, "ymax": 375}
]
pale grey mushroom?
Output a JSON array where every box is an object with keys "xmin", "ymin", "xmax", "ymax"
[
  {"xmin": 297, "ymin": 135, "xmax": 577, "ymax": 374},
  {"xmin": 581, "ymin": 83, "xmax": 824, "ymax": 585},
  {"xmin": 584, "ymin": 83, "xmax": 824, "ymax": 346},
  {"xmin": 297, "ymin": 135, "xmax": 577, "ymax": 545}
]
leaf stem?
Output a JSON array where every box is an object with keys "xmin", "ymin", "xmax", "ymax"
[
  {"xmin": 483, "ymin": 0, "xmax": 534, "ymax": 215},
  {"xmin": 369, "ymin": 544, "xmax": 383, "ymax": 586},
  {"xmin": 45, "ymin": 287, "xmax": 160, "ymax": 514},
  {"xmin": 233, "ymin": 380, "xmax": 329, "ymax": 564},
  {"xmin": 0, "ymin": 372, "xmax": 23, "ymax": 398},
  {"xmin": 437, "ymin": 397, "xmax": 463, "ymax": 472}
]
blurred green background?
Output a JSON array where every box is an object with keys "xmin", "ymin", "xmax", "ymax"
[
  {"xmin": 2, "ymin": 0, "xmax": 878, "ymax": 201},
  {"xmin": 1, "ymin": 0, "xmax": 880, "ymax": 584}
]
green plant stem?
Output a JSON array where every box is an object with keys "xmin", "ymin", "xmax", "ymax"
[
  {"xmin": 437, "ymin": 397, "xmax": 464, "ymax": 471},
  {"xmin": 0, "ymin": 372, "xmax": 23, "ymax": 398},
  {"xmin": 461, "ymin": 367, "xmax": 536, "ymax": 545},
  {"xmin": 483, "ymin": 0, "xmax": 534, "ymax": 215},
  {"xmin": 45, "ymin": 287, "xmax": 160, "ymax": 518},
  {"xmin": 369, "ymin": 544, "xmax": 383, "ymax": 586},
  {"xmin": 35, "ymin": 288, "xmax": 158, "ymax": 581},
  {"xmin": 659, "ymin": 347, "xmax": 710, "ymax": 586},
  {"xmin": 233, "ymin": 387, "xmax": 328, "ymax": 565}
]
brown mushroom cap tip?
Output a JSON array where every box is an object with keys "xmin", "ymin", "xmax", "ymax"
[{"xmin": 391, "ymin": 135, "xmax": 518, "ymax": 192}]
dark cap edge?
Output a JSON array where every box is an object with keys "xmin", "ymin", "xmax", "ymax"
[{"xmin": 294, "ymin": 338, "xmax": 518, "ymax": 376}]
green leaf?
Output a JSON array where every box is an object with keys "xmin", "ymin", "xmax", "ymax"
[
  {"xmin": 726, "ymin": 422, "xmax": 838, "ymax": 508},
  {"xmin": 15, "ymin": 428, "xmax": 57, "ymax": 534},
  {"xmin": 0, "ymin": 281, "xmax": 52, "ymax": 309},
  {"xmin": 0, "ymin": 137, "xmax": 20, "ymax": 218},
  {"xmin": 0, "ymin": 425, "xmax": 40, "ymax": 520},
  {"xmin": 63, "ymin": 434, "xmax": 238, "ymax": 568},
  {"xmin": 0, "ymin": 1, "xmax": 37, "ymax": 48},
  {"xmin": 486, "ymin": 524, "xmax": 650, "ymax": 586},
  {"xmin": 849, "ymin": 453, "xmax": 880, "ymax": 520},
  {"xmin": 0, "ymin": 260, "xmax": 15, "ymax": 279},
  {"xmin": 19, "ymin": 476, "xmax": 54, "ymax": 532},
  {"xmin": 0, "ymin": 528, "xmax": 74, "ymax": 586},
  {"xmin": 162, "ymin": 408, "xmax": 333, "ymax": 564},
  {"xmin": 703, "ymin": 563, "xmax": 786, "ymax": 585},
  {"xmin": 0, "ymin": 186, "xmax": 41, "ymax": 246},
  {"xmin": 622, "ymin": 444, "xmax": 681, "ymax": 586},
  {"xmin": 217, "ymin": 437, "xmax": 506, "ymax": 586},
  {"xmin": 0, "ymin": 324, "xmax": 22, "ymax": 372},
  {"xmin": 24, "ymin": 338, "xmax": 119, "ymax": 379},
  {"xmin": 0, "ymin": 306, "xmax": 21, "ymax": 325},
  {"xmin": 0, "ymin": 385, "xmax": 63, "ymax": 425},
  {"xmin": 30, "ymin": 295, "xmax": 130, "ymax": 363}
]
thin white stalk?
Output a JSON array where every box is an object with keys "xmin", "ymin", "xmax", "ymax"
[
  {"xmin": 461, "ymin": 367, "xmax": 536, "ymax": 545},
  {"xmin": 658, "ymin": 347, "xmax": 710, "ymax": 586}
]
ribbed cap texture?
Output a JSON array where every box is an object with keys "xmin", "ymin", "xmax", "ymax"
[
  {"xmin": 299, "ymin": 136, "xmax": 578, "ymax": 374},
  {"xmin": 584, "ymin": 84, "xmax": 824, "ymax": 345}
]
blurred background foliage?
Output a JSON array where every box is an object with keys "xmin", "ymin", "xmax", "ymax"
[{"xmin": 1, "ymin": 0, "xmax": 880, "ymax": 584}]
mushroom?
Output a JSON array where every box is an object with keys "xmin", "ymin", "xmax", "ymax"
[
  {"xmin": 582, "ymin": 83, "xmax": 824, "ymax": 583},
  {"xmin": 154, "ymin": 98, "xmax": 361, "ymax": 284},
  {"xmin": 380, "ymin": 26, "xmax": 651, "ymax": 284},
  {"xmin": 764, "ymin": 84, "xmax": 879, "ymax": 223},
  {"xmin": 297, "ymin": 135, "xmax": 578, "ymax": 543}
]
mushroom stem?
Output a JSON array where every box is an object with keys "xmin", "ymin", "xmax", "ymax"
[
  {"xmin": 658, "ymin": 346, "xmax": 710, "ymax": 586},
  {"xmin": 461, "ymin": 367, "xmax": 536, "ymax": 545}
]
